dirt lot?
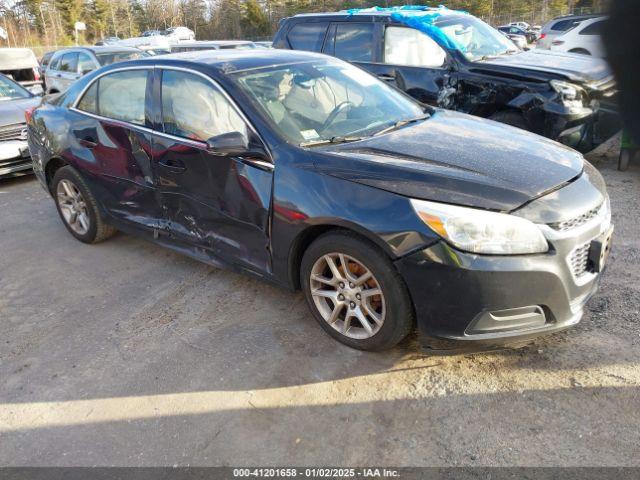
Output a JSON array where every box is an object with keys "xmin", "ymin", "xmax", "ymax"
[{"xmin": 0, "ymin": 148, "xmax": 639, "ymax": 467}]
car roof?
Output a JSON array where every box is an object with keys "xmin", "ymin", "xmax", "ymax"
[
  {"xmin": 287, "ymin": 9, "xmax": 469, "ymax": 24},
  {"xmin": 117, "ymin": 48, "xmax": 332, "ymax": 74},
  {"xmin": 174, "ymin": 40, "xmax": 254, "ymax": 46},
  {"xmin": 53, "ymin": 46, "xmax": 142, "ymax": 56},
  {"xmin": 549, "ymin": 13, "xmax": 603, "ymax": 23}
]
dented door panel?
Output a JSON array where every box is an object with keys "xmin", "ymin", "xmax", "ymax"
[
  {"xmin": 152, "ymin": 135, "xmax": 273, "ymax": 273},
  {"xmin": 68, "ymin": 113, "xmax": 162, "ymax": 230},
  {"xmin": 364, "ymin": 63, "xmax": 451, "ymax": 107}
]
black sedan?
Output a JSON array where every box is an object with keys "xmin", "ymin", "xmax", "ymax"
[
  {"xmin": 27, "ymin": 50, "xmax": 613, "ymax": 351},
  {"xmin": 498, "ymin": 25, "xmax": 537, "ymax": 44}
]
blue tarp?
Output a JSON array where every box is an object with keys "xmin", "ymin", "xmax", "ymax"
[{"xmin": 346, "ymin": 5, "xmax": 468, "ymax": 51}]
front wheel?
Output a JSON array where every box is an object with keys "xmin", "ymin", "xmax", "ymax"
[
  {"xmin": 301, "ymin": 231, "xmax": 414, "ymax": 351},
  {"xmin": 618, "ymin": 149, "xmax": 633, "ymax": 171}
]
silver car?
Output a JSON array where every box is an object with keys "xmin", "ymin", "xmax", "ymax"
[
  {"xmin": 44, "ymin": 46, "xmax": 146, "ymax": 94},
  {"xmin": 0, "ymin": 73, "xmax": 40, "ymax": 177}
]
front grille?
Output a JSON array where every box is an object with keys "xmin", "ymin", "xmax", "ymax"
[
  {"xmin": 549, "ymin": 203, "xmax": 602, "ymax": 232},
  {"xmin": 569, "ymin": 242, "xmax": 591, "ymax": 278},
  {"xmin": 0, "ymin": 123, "xmax": 27, "ymax": 142}
]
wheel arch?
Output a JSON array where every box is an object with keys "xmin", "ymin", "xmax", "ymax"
[
  {"xmin": 569, "ymin": 48, "xmax": 591, "ymax": 55},
  {"xmin": 286, "ymin": 221, "xmax": 396, "ymax": 290},
  {"xmin": 44, "ymin": 157, "xmax": 69, "ymax": 193}
]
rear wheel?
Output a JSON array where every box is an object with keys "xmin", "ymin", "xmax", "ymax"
[
  {"xmin": 52, "ymin": 166, "xmax": 116, "ymax": 243},
  {"xmin": 301, "ymin": 231, "xmax": 414, "ymax": 351}
]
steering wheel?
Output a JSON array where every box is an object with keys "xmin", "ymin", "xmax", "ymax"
[{"xmin": 320, "ymin": 101, "xmax": 354, "ymax": 133}]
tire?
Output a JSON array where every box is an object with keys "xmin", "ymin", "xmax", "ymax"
[
  {"xmin": 569, "ymin": 48, "xmax": 591, "ymax": 55},
  {"xmin": 490, "ymin": 110, "xmax": 529, "ymax": 131},
  {"xmin": 300, "ymin": 231, "xmax": 414, "ymax": 351},
  {"xmin": 618, "ymin": 149, "xmax": 632, "ymax": 172},
  {"xmin": 52, "ymin": 165, "xmax": 116, "ymax": 244}
]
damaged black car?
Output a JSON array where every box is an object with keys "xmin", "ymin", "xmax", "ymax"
[
  {"xmin": 273, "ymin": 6, "xmax": 620, "ymax": 152},
  {"xmin": 27, "ymin": 50, "xmax": 613, "ymax": 351}
]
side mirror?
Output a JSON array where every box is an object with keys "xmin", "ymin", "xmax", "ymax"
[{"xmin": 206, "ymin": 131, "xmax": 268, "ymax": 160}]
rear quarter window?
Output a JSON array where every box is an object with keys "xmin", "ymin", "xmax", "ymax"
[
  {"xmin": 287, "ymin": 22, "xmax": 329, "ymax": 51},
  {"xmin": 579, "ymin": 20, "xmax": 605, "ymax": 36}
]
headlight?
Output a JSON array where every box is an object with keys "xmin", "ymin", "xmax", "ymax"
[
  {"xmin": 550, "ymin": 80, "xmax": 585, "ymax": 107},
  {"xmin": 410, "ymin": 199, "xmax": 549, "ymax": 255}
]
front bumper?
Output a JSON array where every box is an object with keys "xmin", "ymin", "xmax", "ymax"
[
  {"xmin": 395, "ymin": 213, "xmax": 612, "ymax": 350},
  {"xmin": 543, "ymin": 97, "xmax": 621, "ymax": 153},
  {"xmin": 0, "ymin": 140, "xmax": 32, "ymax": 177}
]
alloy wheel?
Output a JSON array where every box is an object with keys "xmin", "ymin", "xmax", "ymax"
[
  {"xmin": 56, "ymin": 179, "xmax": 90, "ymax": 235},
  {"xmin": 309, "ymin": 253, "xmax": 386, "ymax": 339}
]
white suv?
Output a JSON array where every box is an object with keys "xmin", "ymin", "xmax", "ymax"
[
  {"xmin": 164, "ymin": 27, "xmax": 195, "ymax": 42},
  {"xmin": 547, "ymin": 16, "xmax": 607, "ymax": 57}
]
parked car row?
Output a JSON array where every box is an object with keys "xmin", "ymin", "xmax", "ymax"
[{"xmin": 25, "ymin": 6, "xmax": 615, "ymax": 352}]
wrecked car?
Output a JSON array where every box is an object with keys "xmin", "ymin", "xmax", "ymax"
[
  {"xmin": 28, "ymin": 50, "xmax": 613, "ymax": 351},
  {"xmin": 0, "ymin": 73, "xmax": 40, "ymax": 177},
  {"xmin": 0, "ymin": 48, "xmax": 43, "ymax": 95},
  {"xmin": 273, "ymin": 6, "xmax": 620, "ymax": 152}
]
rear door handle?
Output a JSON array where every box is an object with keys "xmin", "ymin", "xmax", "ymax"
[
  {"xmin": 159, "ymin": 158, "xmax": 187, "ymax": 173},
  {"xmin": 79, "ymin": 137, "xmax": 98, "ymax": 148}
]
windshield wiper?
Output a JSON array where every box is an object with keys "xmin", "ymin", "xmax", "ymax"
[
  {"xmin": 372, "ymin": 114, "xmax": 430, "ymax": 137},
  {"xmin": 300, "ymin": 136, "xmax": 365, "ymax": 147}
]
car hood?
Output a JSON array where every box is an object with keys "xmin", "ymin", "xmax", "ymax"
[
  {"xmin": 477, "ymin": 49, "xmax": 612, "ymax": 84},
  {"xmin": 312, "ymin": 109, "xmax": 584, "ymax": 211},
  {"xmin": 0, "ymin": 96, "xmax": 40, "ymax": 126}
]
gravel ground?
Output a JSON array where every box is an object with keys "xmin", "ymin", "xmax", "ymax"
[{"xmin": 0, "ymin": 147, "xmax": 638, "ymax": 467}]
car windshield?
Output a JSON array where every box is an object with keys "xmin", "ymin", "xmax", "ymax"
[
  {"xmin": 95, "ymin": 51, "xmax": 148, "ymax": 65},
  {"xmin": 234, "ymin": 61, "xmax": 426, "ymax": 146},
  {"xmin": 435, "ymin": 15, "xmax": 518, "ymax": 61},
  {"xmin": 0, "ymin": 75, "xmax": 31, "ymax": 101}
]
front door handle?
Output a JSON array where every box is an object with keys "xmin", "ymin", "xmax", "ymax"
[
  {"xmin": 377, "ymin": 73, "xmax": 396, "ymax": 82},
  {"xmin": 159, "ymin": 158, "xmax": 187, "ymax": 173},
  {"xmin": 78, "ymin": 136, "xmax": 98, "ymax": 148}
]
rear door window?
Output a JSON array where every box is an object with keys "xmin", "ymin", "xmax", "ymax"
[
  {"xmin": 77, "ymin": 52, "xmax": 95, "ymax": 74},
  {"xmin": 287, "ymin": 23, "xmax": 329, "ymax": 52},
  {"xmin": 99, "ymin": 70, "xmax": 148, "ymax": 125},
  {"xmin": 384, "ymin": 26, "xmax": 446, "ymax": 68},
  {"xmin": 76, "ymin": 70, "xmax": 148, "ymax": 125},
  {"xmin": 59, "ymin": 53, "xmax": 78, "ymax": 73},
  {"xmin": 333, "ymin": 23, "xmax": 375, "ymax": 62}
]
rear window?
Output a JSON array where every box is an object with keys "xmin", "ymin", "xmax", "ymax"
[
  {"xmin": 287, "ymin": 23, "xmax": 329, "ymax": 52},
  {"xmin": 334, "ymin": 23, "xmax": 375, "ymax": 62}
]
